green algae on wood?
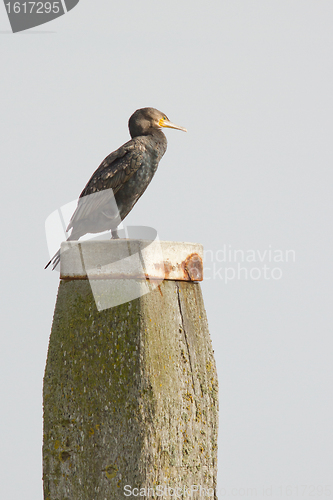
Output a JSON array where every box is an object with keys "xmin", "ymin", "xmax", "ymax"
[{"xmin": 43, "ymin": 279, "xmax": 218, "ymax": 500}]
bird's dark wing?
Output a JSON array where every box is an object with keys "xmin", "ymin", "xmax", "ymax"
[{"xmin": 66, "ymin": 138, "xmax": 145, "ymax": 232}]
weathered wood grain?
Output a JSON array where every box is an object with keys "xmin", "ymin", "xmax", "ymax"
[{"xmin": 43, "ymin": 279, "xmax": 218, "ymax": 499}]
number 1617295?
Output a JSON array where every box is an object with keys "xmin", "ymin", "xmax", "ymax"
[{"xmin": 5, "ymin": 2, "xmax": 61, "ymax": 14}]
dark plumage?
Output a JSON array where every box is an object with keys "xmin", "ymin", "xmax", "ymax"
[{"xmin": 45, "ymin": 107, "xmax": 186, "ymax": 269}]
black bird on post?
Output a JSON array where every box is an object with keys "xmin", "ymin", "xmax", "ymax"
[{"xmin": 45, "ymin": 108, "xmax": 187, "ymax": 269}]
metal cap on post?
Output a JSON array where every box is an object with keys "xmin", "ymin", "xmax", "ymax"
[{"xmin": 43, "ymin": 240, "xmax": 218, "ymax": 500}]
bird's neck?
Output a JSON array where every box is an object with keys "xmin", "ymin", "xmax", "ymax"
[
  {"xmin": 142, "ymin": 128, "xmax": 167, "ymax": 160},
  {"xmin": 146, "ymin": 128, "xmax": 167, "ymax": 143}
]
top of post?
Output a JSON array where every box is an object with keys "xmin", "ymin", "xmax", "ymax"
[{"xmin": 59, "ymin": 240, "xmax": 204, "ymax": 282}]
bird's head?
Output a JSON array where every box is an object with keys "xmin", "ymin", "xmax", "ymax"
[{"xmin": 129, "ymin": 107, "xmax": 187, "ymax": 138}]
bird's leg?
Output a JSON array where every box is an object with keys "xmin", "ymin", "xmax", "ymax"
[{"xmin": 111, "ymin": 228, "xmax": 119, "ymax": 239}]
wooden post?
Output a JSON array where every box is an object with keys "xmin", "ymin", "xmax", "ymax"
[{"xmin": 43, "ymin": 240, "xmax": 218, "ymax": 499}]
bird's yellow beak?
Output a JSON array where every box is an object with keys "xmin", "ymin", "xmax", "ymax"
[{"xmin": 159, "ymin": 117, "xmax": 187, "ymax": 132}]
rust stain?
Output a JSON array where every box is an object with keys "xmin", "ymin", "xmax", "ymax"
[
  {"xmin": 181, "ymin": 253, "xmax": 203, "ymax": 281},
  {"xmin": 153, "ymin": 260, "xmax": 173, "ymax": 279},
  {"xmin": 61, "ymin": 273, "xmax": 155, "ymax": 281},
  {"xmin": 60, "ymin": 255, "xmax": 203, "ymax": 281},
  {"xmin": 157, "ymin": 284, "xmax": 163, "ymax": 297},
  {"xmin": 163, "ymin": 260, "xmax": 173, "ymax": 279}
]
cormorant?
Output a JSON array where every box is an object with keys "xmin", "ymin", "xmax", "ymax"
[{"xmin": 45, "ymin": 107, "xmax": 187, "ymax": 269}]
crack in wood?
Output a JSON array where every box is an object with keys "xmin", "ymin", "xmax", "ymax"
[{"xmin": 176, "ymin": 282, "xmax": 196, "ymax": 395}]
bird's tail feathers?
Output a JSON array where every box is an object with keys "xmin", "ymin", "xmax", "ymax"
[{"xmin": 44, "ymin": 249, "xmax": 61, "ymax": 270}]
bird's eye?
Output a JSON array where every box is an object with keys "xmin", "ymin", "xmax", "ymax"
[{"xmin": 163, "ymin": 116, "xmax": 167, "ymax": 120}]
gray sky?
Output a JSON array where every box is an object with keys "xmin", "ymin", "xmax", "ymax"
[{"xmin": 1, "ymin": 1, "xmax": 332, "ymax": 498}]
